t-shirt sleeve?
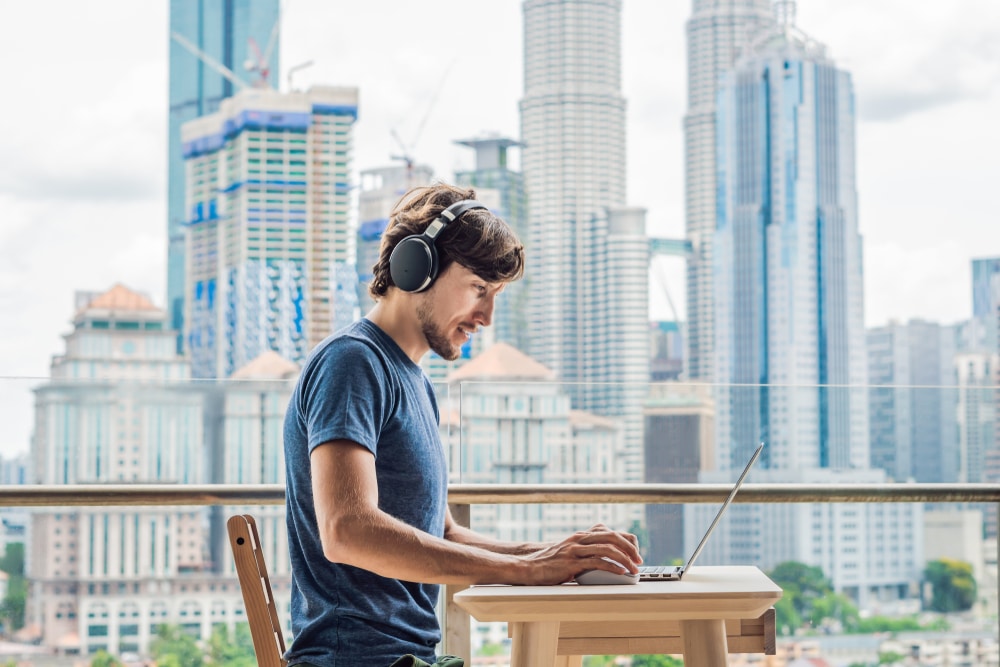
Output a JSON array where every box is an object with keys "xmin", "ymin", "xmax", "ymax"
[{"xmin": 298, "ymin": 337, "xmax": 393, "ymax": 456}]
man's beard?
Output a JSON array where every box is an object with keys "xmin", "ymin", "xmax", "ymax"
[{"xmin": 416, "ymin": 299, "xmax": 460, "ymax": 361}]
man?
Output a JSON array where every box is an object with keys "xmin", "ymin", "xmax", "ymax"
[{"xmin": 283, "ymin": 183, "xmax": 641, "ymax": 666}]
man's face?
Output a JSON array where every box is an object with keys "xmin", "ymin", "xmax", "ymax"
[{"xmin": 415, "ymin": 263, "xmax": 506, "ymax": 361}]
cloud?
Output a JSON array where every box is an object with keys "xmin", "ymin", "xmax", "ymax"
[{"xmin": 796, "ymin": 0, "xmax": 1000, "ymax": 122}]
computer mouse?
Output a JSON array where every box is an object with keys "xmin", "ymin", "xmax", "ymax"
[{"xmin": 574, "ymin": 568, "xmax": 639, "ymax": 585}]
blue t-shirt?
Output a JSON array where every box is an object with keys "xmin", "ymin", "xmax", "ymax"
[{"xmin": 283, "ymin": 318, "xmax": 448, "ymax": 666}]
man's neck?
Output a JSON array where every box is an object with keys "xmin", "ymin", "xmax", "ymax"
[{"xmin": 366, "ymin": 298, "xmax": 427, "ymax": 364}]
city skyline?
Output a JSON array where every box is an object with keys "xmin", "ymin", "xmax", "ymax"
[{"xmin": 0, "ymin": 0, "xmax": 998, "ymax": 459}]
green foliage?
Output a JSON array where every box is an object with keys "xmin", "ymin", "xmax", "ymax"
[
  {"xmin": 774, "ymin": 596, "xmax": 802, "ymax": 636},
  {"xmin": 628, "ymin": 519, "xmax": 650, "ymax": 554},
  {"xmin": 150, "ymin": 624, "xmax": 204, "ymax": 667},
  {"xmin": 809, "ymin": 591, "xmax": 859, "ymax": 629},
  {"xmin": 924, "ymin": 558, "xmax": 977, "ymax": 612},
  {"xmin": 207, "ymin": 623, "xmax": 256, "ymax": 666},
  {"xmin": 878, "ymin": 651, "xmax": 906, "ymax": 665},
  {"xmin": 769, "ymin": 561, "xmax": 839, "ymax": 633},
  {"xmin": 476, "ymin": 642, "xmax": 507, "ymax": 657},
  {"xmin": 850, "ymin": 615, "xmax": 923, "ymax": 634},
  {"xmin": 90, "ymin": 650, "xmax": 123, "ymax": 667},
  {"xmin": 582, "ymin": 657, "xmax": 616, "ymax": 667},
  {"xmin": 0, "ymin": 543, "xmax": 25, "ymax": 631},
  {"xmin": 631, "ymin": 655, "xmax": 684, "ymax": 667}
]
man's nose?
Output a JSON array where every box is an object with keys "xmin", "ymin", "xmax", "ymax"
[{"xmin": 478, "ymin": 295, "xmax": 496, "ymax": 327}]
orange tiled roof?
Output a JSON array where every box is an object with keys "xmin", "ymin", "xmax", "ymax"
[
  {"xmin": 447, "ymin": 342, "xmax": 556, "ymax": 382},
  {"xmin": 82, "ymin": 283, "xmax": 158, "ymax": 312},
  {"xmin": 231, "ymin": 350, "xmax": 300, "ymax": 380}
]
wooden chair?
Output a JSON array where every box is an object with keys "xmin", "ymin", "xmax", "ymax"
[{"xmin": 227, "ymin": 514, "xmax": 288, "ymax": 667}]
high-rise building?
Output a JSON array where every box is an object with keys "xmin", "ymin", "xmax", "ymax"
[
  {"xmin": 519, "ymin": 0, "xmax": 626, "ymax": 381},
  {"xmin": 168, "ymin": 0, "xmax": 280, "ymax": 352},
  {"xmin": 182, "ymin": 86, "xmax": 359, "ymax": 379},
  {"xmin": 972, "ymin": 258, "xmax": 1000, "ymax": 353},
  {"xmin": 867, "ymin": 320, "xmax": 958, "ymax": 482},
  {"xmin": 684, "ymin": 0, "xmax": 773, "ymax": 381},
  {"xmin": 27, "ymin": 285, "xmax": 208, "ymax": 653},
  {"xmin": 454, "ymin": 136, "xmax": 528, "ymax": 353},
  {"xmin": 713, "ymin": 8, "xmax": 867, "ymax": 471},
  {"xmin": 955, "ymin": 352, "xmax": 997, "ymax": 484},
  {"xmin": 703, "ymin": 8, "xmax": 923, "ymax": 607},
  {"xmin": 642, "ymin": 383, "xmax": 714, "ymax": 565},
  {"xmin": 519, "ymin": 0, "xmax": 648, "ymax": 479}
]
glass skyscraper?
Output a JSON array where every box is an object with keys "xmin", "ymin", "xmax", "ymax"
[
  {"xmin": 168, "ymin": 0, "xmax": 280, "ymax": 353},
  {"xmin": 684, "ymin": 0, "xmax": 773, "ymax": 381},
  {"xmin": 694, "ymin": 10, "xmax": 923, "ymax": 609},
  {"xmin": 520, "ymin": 0, "xmax": 648, "ymax": 480},
  {"xmin": 713, "ymin": 14, "xmax": 868, "ymax": 472}
]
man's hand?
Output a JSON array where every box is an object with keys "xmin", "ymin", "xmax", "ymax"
[{"xmin": 514, "ymin": 524, "xmax": 643, "ymax": 585}]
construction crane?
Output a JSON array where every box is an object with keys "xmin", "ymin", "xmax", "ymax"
[
  {"xmin": 389, "ymin": 58, "xmax": 458, "ymax": 187},
  {"xmin": 170, "ymin": 31, "xmax": 251, "ymax": 91},
  {"xmin": 652, "ymin": 256, "xmax": 682, "ymax": 324},
  {"xmin": 244, "ymin": 18, "xmax": 280, "ymax": 88}
]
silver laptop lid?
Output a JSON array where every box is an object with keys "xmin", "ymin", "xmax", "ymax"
[{"xmin": 682, "ymin": 442, "xmax": 764, "ymax": 573}]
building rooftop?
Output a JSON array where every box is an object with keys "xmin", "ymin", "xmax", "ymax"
[
  {"xmin": 231, "ymin": 350, "xmax": 300, "ymax": 380},
  {"xmin": 77, "ymin": 284, "xmax": 159, "ymax": 314},
  {"xmin": 447, "ymin": 342, "xmax": 556, "ymax": 383}
]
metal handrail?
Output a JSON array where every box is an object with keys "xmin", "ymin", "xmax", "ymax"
[
  {"xmin": 0, "ymin": 482, "xmax": 998, "ymax": 506},
  {"xmin": 5, "ymin": 482, "xmax": 998, "ymax": 657}
]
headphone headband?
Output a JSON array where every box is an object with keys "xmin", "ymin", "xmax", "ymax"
[{"xmin": 388, "ymin": 199, "xmax": 488, "ymax": 293}]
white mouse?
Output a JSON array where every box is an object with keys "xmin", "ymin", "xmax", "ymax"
[{"xmin": 574, "ymin": 568, "xmax": 639, "ymax": 585}]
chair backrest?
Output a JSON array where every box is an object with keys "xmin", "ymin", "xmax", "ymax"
[{"xmin": 227, "ymin": 514, "xmax": 288, "ymax": 667}]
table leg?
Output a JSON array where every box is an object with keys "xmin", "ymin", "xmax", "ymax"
[
  {"xmin": 509, "ymin": 621, "xmax": 560, "ymax": 667},
  {"xmin": 679, "ymin": 619, "xmax": 729, "ymax": 667}
]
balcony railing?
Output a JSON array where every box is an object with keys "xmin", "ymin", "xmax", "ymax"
[{"xmin": 2, "ymin": 483, "xmax": 999, "ymax": 659}]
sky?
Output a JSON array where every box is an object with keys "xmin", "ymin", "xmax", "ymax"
[{"xmin": 0, "ymin": 0, "xmax": 998, "ymax": 457}]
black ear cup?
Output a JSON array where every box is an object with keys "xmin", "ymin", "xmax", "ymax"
[
  {"xmin": 389, "ymin": 236, "xmax": 437, "ymax": 293},
  {"xmin": 388, "ymin": 199, "xmax": 487, "ymax": 293}
]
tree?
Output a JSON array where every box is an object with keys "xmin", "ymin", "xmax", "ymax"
[
  {"xmin": 631, "ymin": 655, "xmax": 684, "ymax": 667},
  {"xmin": 0, "ymin": 543, "xmax": 25, "ymax": 632},
  {"xmin": 207, "ymin": 623, "xmax": 255, "ymax": 666},
  {"xmin": 924, "ymin": 558, "xmax": 977, "ymax": 613},
  {"xmin": 768, "ymin": 561, "xmax": 833, "ymax": 633},
  {"xmin": 90, "ymin": 650, "xmax": 123, "ymax": 667},
  {"xmin": 774, "ymin": 596, "xmax": 802, "ymax": 636},
  {"xmin": 810, "ymin": 591, "xmax": 859, "ymax": 630},
  {"xmin": 149, "ymin": 624, "xmax": 204, "ymax": 667}
]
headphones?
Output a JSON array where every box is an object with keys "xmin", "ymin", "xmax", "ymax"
[{"xmin": 388, "ymin": 199, "xmax": 487, "ymax": 293}]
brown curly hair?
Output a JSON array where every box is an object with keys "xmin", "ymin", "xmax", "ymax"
[{"xmin": 369, "ymin": 183, "xmax": 525, "ymax": 299}]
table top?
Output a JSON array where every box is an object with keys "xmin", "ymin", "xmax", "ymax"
[{"xmin": 453, "ymin": 566, "xmax": 783, "ymax": 623}]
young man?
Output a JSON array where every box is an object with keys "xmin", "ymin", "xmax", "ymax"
[{"xmin": 283, "ymin": 183, "xmax": 641, "ymax": 667}]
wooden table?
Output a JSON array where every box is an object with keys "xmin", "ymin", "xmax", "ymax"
[{"xmin": 453, "ymin": 566, "xmax": 782, "ymax": 667}]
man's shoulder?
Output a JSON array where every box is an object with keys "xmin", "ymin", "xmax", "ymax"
[{"xmin": 303, "ymin": 322, "xmax": 394, "ymax": 380}]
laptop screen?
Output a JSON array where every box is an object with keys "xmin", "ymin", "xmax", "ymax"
[{"xmin": 682, "ymin": 441, "xmax": 764, "ymax": 572}]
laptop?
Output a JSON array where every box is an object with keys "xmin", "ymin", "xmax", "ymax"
[{"xmin": 638, "ymin": 441, "xmax": 763, "ymax": 581}]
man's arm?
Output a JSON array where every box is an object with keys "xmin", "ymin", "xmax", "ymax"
[
  {"xmin": 443, "ymin": 510, "xmax": 549, "ymax": 555},
  {"xmin": 312, "ymin": 440, "xmax": 641, "ymax": 585}
]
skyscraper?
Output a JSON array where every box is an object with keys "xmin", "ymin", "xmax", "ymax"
[
  {"xmin": 168, "ymin": 0, "xmax": 280, "ymax": 352},
  {"xmin": 867, "ymin": 320, "xmax": 958, "ymax": 482},
  {"xmin": 520, "ymin": 0, "xmax": 626, "ymax": 384},
  {"xmin": 684, "ymin": 0, "xmax": 773, "ymax": 380},
  {"xmin": 698, "ymin": 7, "xmax": 923, "ymax": 608},
  {"xmin": 519, "ymin": 0, "xmax": 648, "ymax": 479},
  {"xmin": 454, "ymin": 136, "xmax": 528, "ymax": 354},
  {"xmin": 972, "ymin": 257, "xmax": 1000, "ymax": 353},
  {"xmin": 713, "ymin": 7, "xmax": 867, "ymax": 471},
  {"xmin": 181, "ymin": 86, "xmax": 359, "ymax": 379}
]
